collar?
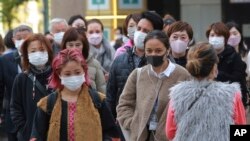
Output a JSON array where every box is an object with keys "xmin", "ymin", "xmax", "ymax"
[{"xmin": 150, "ymin": 60, "xmax": 176, "ymax": 78}]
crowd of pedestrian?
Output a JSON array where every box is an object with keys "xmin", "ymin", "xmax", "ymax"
[{"xmin": 0, "ymin": 10, "xmax": 249, "ymax": 141}]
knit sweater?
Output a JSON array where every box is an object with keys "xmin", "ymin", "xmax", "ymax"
[
  {"xmin": 116, "ymin": 64, "xmax": 190, "ymax": 141},
  {"xmin": 166, "ymin": 80, "xmax": 246, "ymax": 141}
]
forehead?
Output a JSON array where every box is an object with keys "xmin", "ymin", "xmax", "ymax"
[
  {"xmin": 230, "ymin": 27, "xmax": 239, "ymax": 32},
  {"xmin": 128, "ymin": 18, "xmax": 136, "ymax": 25},
  {"xmin": 73, "ymin": 19, "xmax": 85, "ymax": 25},
  {"xmin": 67, "ymin": 40, "xmax": 82, "ymax": 44},
  {"xmin": 145, "ymin": 38, "xmax": 165, "ymax": 49},
  {"xmin": 61, "ymin": 60, "xmax": 83, "ymax": 72},
  {"xmin": 87, "ymin": 23, "xmax": 102, "ymax": 30},
  {"xmin": 137, "ymin": 19, "xmax": 154, "ymax": 31},
  {"xmin": 171, "ymin": 31, "xmax": 188, "ymax": 36},
  {"xmin": 14, "ymin": 30, "xmax": 31, "ymax": 38},
  {"xmin": 52, "ymin": 22, "xmax": 67, "ymax": 31},
  {"xmin": 27, "ymin": 40, "xmax": 44, "ymax": 49}
]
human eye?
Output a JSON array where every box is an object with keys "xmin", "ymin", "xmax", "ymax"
[
  {"xmin": 146, "ymin": 49, "xmax": 152, "ymax": 54},
  {"xmin": 155, "ymin": 49, "xmax": 162, "ymax": 54}
]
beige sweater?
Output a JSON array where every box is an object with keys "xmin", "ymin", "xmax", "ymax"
[{"xmin": 117, "ymin": 64, "xmax": 190, "ymax": 141}]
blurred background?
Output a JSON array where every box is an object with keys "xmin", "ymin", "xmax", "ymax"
[{"xmin": 0, "ymin": 0, "xmax": 250, "ymax": 52}]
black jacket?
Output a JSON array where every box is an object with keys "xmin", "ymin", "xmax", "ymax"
[
  {"xmin": 0, "ymin": 51, "xmax": 20, "ymax": 133},
  {"xmin": 10, "ymin": 66, "xmax": 52, "ymax": 141},
  {"xmin": 173, "ymin": 56, "xmax": 187, "ymax": 68},
  {"xmin": 217, "ymin": 45, "xmax": 248, "ymax": 106},
  {"xmin": 106, "ymin": 48, "xmax": 146, "ymax": 118}
]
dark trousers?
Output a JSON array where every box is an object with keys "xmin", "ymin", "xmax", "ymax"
[{"xmin": 8, "ymin": 132, "xmax": 18, "ymax": 141}]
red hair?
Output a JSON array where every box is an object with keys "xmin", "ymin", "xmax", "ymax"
[{"xmin": 48, "ymin": 48, "xmax": 90, "ymax": 90}]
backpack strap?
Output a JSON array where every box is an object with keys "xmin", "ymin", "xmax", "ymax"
[
  {"xmin": 46, "ymin": 92, "xmax": 57, "ymax": 115},
  {"xmin": 88, "ymin": 87, "xmax": 102, "ymax": 109},
  {"xmin": 27, "ymin": 73, "xmax": 47, "ymax": 96}
]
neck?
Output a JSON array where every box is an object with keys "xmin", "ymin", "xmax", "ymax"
[
  {"xmin": 61, "ymin": 87, "xmax": 82, "ymax": 102},
  {"xmin": 216, "ymin": 46, "xmax": 225, "ymax": 55},
  {"xmin": 234, "ymin": 45, "xmax": 239, "ymax": 53},
  {"xmin": 35, "ymin": 65, "xmax": 46, "ymax": 70},
  {"xmin": 94, "ymin": 44, "xmax": 101, "ymax": 49},
  {"xmin": 135, "ymin": 47, "xmax": 145, "ymax": 57},
  {"xmin": 153, "ymin": 60, "xmax": 169, "ymax": 74},
  {"xmin": 172, "ymin": 52, "xmax": 186, "ymax": 58}
]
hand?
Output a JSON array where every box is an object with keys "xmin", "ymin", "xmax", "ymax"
[
  {"xmin": 104, "ymin": 73, "xmax": 109, "ymax": 81},
  {"xmin": 112, "ymin": 138, "xmax": 121, "ymax": 141},
  {"xmin": 29, "ymin": 138, "xmax": 37, "ymax": 141}
]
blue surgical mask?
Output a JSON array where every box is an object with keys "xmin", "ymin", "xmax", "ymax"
[
  {"xmin": 54, "ymin": 32, "xmax": 64, "ymax": 44},
  {"xmin": 15, "ymin": 39, "xmax": 24, "ymax": 51}
]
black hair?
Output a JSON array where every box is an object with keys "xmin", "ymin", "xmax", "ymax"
[
  {"xmin": 144, "ymin": 30, "xmax": 170, "ymax": 50},
  {"xmin": 4, "ymin": 29, "xmax": 15, "ymax": 49},
  {"xmin": 141, "ymin": 11, "xmax": 163, "ymax": 30},
  {"xmin": 226, "ymin": 21, "xmax": 249, "ymax": 57},
  {"xmin": 68, "ymin": 14, "xmax": 87, "ymax": 27}
]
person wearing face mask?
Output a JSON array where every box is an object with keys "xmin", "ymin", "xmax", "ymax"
[
  {"xmin": 206, "ymin": 22, "xmax": 248, "ymax": 107},
  {"xmin": 0, "ymin": 25, "xmax": 33, "ymax": 141},
  {"xmin": 49, "ymin": 18, "xmax": 68, "ymax": 56},
  {"xmin": 61, "ymin": 27, "xmax": 106, "ymax": 94},
  {"xmin": 10, "ymin": 34, "xmax": 54, "ymax": 141},
  {"xmin": 107, "ymin": 11, "xmax": 163, "ymax": 141},
  {"xmin": 112, "ymin": 27, "xmax": 124, "ymax": 50},
  {"xmin": 114, "ymin": 13, "xmax": 142, "ymax": 59},
  {"xmin": 86, "ymin": 19, "xmax": 115, "ymax": 80},
  {"xmin": 116, "ymin": 30, "xmax": 190, "ymax": 141},
  {"xmin": 226, "ymin": 22, "xmax": 250, "ymax": 91},
  {"xmin": 166, "ymin": 42, "xmax": 246, "ymax": 141},
  {"xmin": 167, "ymin": 21, "xmax": 194, "ymax": 68},
  {"xmin": 30, "ymin": 48, "xmax": 119, "ymax": 141}
]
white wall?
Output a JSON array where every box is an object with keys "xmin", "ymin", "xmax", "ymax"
[{"xmin": 181, "ymin": 0, "xmax": 222, "ymax": 42}]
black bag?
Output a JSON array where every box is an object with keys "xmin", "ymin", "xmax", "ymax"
[{"xmin": 47, "ymin": 87, "xmax": 120, "ymax": 140}]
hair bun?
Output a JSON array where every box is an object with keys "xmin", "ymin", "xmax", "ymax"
[{"xmin": 186, "ymin": 58, "xmax": 201, "ymax": 77}]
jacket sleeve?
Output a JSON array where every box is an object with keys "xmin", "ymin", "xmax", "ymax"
[
  {"xmin": 30, "ymin": 108, "xmax": 49, "ymax": 141},
  {"xmin": 166, "ymin": 101, "xmax": 177, "ymax": 140},
  {"xmin": 10, "ymin": 74, "xmax": 26, "ymax": 131},
  {"xmin": 0, "ymin": 57, "xmax": 5, "ymax": 116},
  {"xmin": 106, "ymin": 58, "xmax": 118, "ymax": 118},
  {"xmin": 94, "ymin": 60, "xmax": 106, "ymax": 94},
  {"xmin": 233, "ymin": 92, "xmax": 247, "ymax": 124},
  {"xmin": 116, "ymin": 69, "xmax": 137, "ymax": 130}
]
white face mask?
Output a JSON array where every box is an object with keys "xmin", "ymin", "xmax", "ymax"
[
  {"xmin": 122, "ymin": 36, "xmax": 129, "ymax": 44},
  {"xmin": 170, "ymin": 40, "xmax": 188, "ymax": 54},
  {"xmin": 61, "ymin": 74, "xmax": 85, "ymax": 91},
  {"xmin": 88, "ymin": 33, "xmax": 103, "ymax": 46},
  {"xmin": 133, "ymin": 31, "xmax": 147, "ymax": 49},
  {"xmin": 28, "ymin": 51, "xmax": 48, "ymax": 67},
  {"xmin": 209, "ymin": 36, "xmax": 225, "ymax": 49},
  {"xmin": 54, "ymin": 32, "xmax": 64, "ymax": 44},
  {"xmin": 127, "ymin": 26, "xmax": 137, "ymax": 39},
  {"xmin": 15, "ymin": 39, "xmax": 24, "ymax": 51}
]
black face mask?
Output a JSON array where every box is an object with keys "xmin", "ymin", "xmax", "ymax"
[{"xmin": 146, "ymin": 54, "xmax": 165, "ymax": 67}]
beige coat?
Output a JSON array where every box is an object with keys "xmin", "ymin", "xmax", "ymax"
[
  {"xmin": 117, "ymin": 64, "xmax": 190, "ymax": 141},
  {"xmin": 87, "ymin": 53, "xmax": 106, "ymax": 93}
]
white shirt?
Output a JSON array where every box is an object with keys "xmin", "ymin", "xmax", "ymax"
[{"xmin": 149, "ymin": 60, "xmax": 176, "ymax": 79}]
